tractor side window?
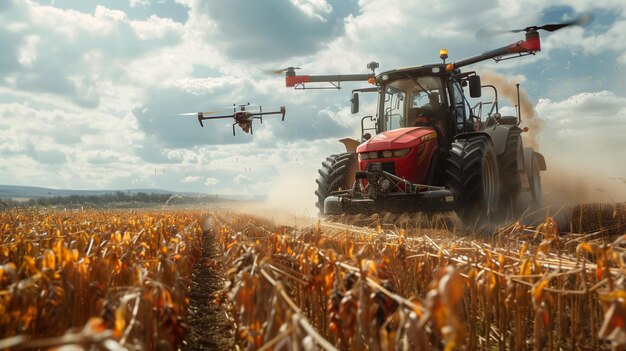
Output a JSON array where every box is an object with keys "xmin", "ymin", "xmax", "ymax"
[
  {"xmin": 383, "ymin": 87, "xmax": 405, "ymax": 130},
  {"xmin": 450, "ymin": 81, "xmax": 467, "ymax": 132}
]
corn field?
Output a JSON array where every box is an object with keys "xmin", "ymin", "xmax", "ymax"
[
  {"xmin": 0, "ymin": 208, "xmax": 205, "ymax": 350},
  {"xmin": 1, "ymin": 207, "xmax": 625, "ymax": 350},
  {"xmin": 214, "ymin": 211, "xmax": 626, "ymax": 350}
]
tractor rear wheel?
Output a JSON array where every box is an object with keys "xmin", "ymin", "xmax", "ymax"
[
  {"xmin": 528, "ymin": 153, "xmax": 542, "ymax": 208},
  {"xmin": 445, "ymin": 136, "xmax": 500, "ymax": 224},
  {"xmin": 498, "ymin": 129, "xmax": 523, "ymax": 216},
  {"xmin": 314, "ymin": 153, "xmax": 357, "ymax": 215}
]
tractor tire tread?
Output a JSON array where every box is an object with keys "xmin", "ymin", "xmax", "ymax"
[
  {"xmin": 315, "ymin": 153, "xmax": 356, "ymax": 215},
  {"xmin": 445, "ymin": 136, "xmax": 500, "ymax": 223}
]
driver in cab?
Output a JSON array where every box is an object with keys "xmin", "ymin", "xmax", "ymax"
[
  {"xmin": 406, "ymin": 92, "xmax": 443, "ymax": 129},
  {"xmin": 421, "ymin": 92, "xmax": 441, "ymax": 113}
]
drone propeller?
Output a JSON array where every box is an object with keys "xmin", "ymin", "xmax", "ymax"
[
  {"xmin": 177, "ymin": 111, "xmax": 218, "ymax": 116},
  {"xmin": 176, "ymin": 103, "xmax": 260, "ymax": 116},
  {"xmin": 513, "ymin": 13, "xmax": 593, "ymax": 33},
  {"xmin": 235, "ymin": 103, "xmax": 260, "ymax": 108},
  {"xmin": 176, "ymin": 103, "xmax": 273, "ymax": 116},
  {"xmin": 263, "ymin": 66, "xmax": 301, "ymax": 75},
  {"xmin": 476, "ymin": 13, "xmax": 593, "ymax": 39}
]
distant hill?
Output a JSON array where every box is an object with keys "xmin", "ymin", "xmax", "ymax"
[
  {"xmin": 0, "ymin": 185, "xmax": 263, "ymax": 201},
  {"xmin": 0, "ymin": 185, "xmax": 177, "ymax": 199}
]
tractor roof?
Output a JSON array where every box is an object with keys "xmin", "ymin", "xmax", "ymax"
[{"xmin": 376, "ymin": 63, "xmax": 449, "ymax": 83}]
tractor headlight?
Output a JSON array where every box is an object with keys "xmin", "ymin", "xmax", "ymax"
[
  {"xmin": 392, "ymin": 148, "xmax": 411, "ymax": 157},
  {"xmin": 360, "ymin": 148, "xmax": 411, "ymax": 160}
]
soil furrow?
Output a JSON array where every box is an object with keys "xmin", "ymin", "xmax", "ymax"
[{"xmin": 182, "ymin": 227, "xmax": 234, "ymax": 350}]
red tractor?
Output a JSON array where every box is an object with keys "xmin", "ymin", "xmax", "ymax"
[{"xmin": 283, "ymin": 18, "xmax": 587, "ymax": 222}]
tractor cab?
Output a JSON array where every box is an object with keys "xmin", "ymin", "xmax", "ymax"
[
  {"xmin": 381, "ymin": 75, "xmax": 445, "ymax": 131},
  {"xmin": 354, "ymin": 64, "xmax": 483, "ymax": 146}
]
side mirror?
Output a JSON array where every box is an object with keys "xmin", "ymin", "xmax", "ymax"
[
  {"xmin": 469, "ymin": 75, "xmax": 481, "ymax": 98},
  {"xmin": 351, "ymin": 92, "xmax": 359, "ymax": 114}
]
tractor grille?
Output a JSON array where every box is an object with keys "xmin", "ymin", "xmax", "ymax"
[{"xmin": 381, "ymin": 162, "xmax": 395, "ymax": 175}]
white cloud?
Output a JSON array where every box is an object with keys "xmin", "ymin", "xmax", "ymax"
[
  {"xmin": 543, "ymin": 15, "xmax": 626, "ymax": 58},
  {"xmin": 130, "ymin": 15, "xmax": 182, "ymax": 40},
  {"xmin": 130, "ymin": 0, "xmax": 150, "ymax": 7},
  {"xmin": 289, "ymin": 0, "xmax": 332, "ymax": 21},
  {"xmin": 31, "ymin": 5, "xmax": 119, "ymax": 39},
  {"xmin": 18, "ymin": 35, "xmax": 39, "ymax": 65},
  {"xmin": 94, "ymin": 5, "xmax": 127, "ymax": 22},
  {"xmin": 182, "ymin": 175, "xmax": 201, "ymax": 183},
  {"xmin": 233, "ymin": 174, "xmax": 253, "ymax": 184},
  {"xmin": 536, "ymin": 91, "xmax": 626, "ymax": 176},
  {"xmin": 204, "ymin": 177, "xmax": 219, "ymax": 186}
]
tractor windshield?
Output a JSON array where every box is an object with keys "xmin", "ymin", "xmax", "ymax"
[
  {"xmin": 383, "ymin": 86, "xmax": 405, "ymax": 130},
  {"xmin": 381, "ymin": 76, "xmax": 444, "ymax": 131}
]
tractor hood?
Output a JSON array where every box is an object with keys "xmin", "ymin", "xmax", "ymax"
[{"xmin": 357, "ymin": 127, "xmax": 435, "ymax": 153}]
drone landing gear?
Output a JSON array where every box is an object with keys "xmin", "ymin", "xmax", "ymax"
[{"xmin": 231, "ymin": 116, "xmax": 265, "ymax": 136}]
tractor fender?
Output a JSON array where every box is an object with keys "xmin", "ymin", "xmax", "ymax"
[
  {"xmin": 454, "ymin": 131, "xmax": 493, "ymax": 146},
  {"xmin": 523, "ymin": 148, "xmax": 547, "ymax": 172},
  {"xmin": 459, "ymin": 125, "xmax": 522, "ymax": 156},
  {"xmin": 484, "ymin": 125, "xmax": 523, "ymax": 156},
  {"xmin": 523, "ymin": 148, "xmax": 532, "ymax": 174},
  {"xmin": 535, "ymin": 152, "xmax": 546, "ymax": 171},
  {"xmin": 523, "ymin": 147, "xmax": 545, "ymax": 208},
  {"xmin": 339, "ymin": 138, "xmax": 360, "ymax": 153}
]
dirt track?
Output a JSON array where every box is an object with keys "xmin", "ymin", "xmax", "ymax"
[{"xmin": 182, "ymin": 226, "xmax": 235, "ymax": 350}]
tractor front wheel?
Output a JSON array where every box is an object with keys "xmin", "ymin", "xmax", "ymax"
[
  {"xmin": 314, "ymin": 153, "xmax": 357, "ymax": 215},
  {"xmin": 446, "ymin": 136, "xmax": 501, "ymax": 224}
]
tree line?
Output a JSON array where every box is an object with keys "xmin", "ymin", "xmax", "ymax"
[{"xmin": 1, "ymin": 191, "xmax": 229, "ymax": 209}]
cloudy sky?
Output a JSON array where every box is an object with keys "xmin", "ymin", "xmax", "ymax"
[{"xmin": 1, "ymin": 0, "xmax": 625, "ymax": 211}]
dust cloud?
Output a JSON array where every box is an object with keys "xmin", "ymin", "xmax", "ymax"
[
  {"xmin": 481, "ymin": 71, "xmax": 542, "ymax": 150},
  {"xmin": 480, "ymin": 71, "xmax": 626, "ymax": 207},
  {"xmin": 252, "ymin": 166, "xmax": 319, "ymax": 227},
  {"xmin": 541, "ymin": 160, "xmax": 626, "ymax": 208}
]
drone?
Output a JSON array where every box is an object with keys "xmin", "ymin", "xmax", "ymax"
[{"xmin": 180, "ymin": 103, "xmax": 286, "ymax": 136}]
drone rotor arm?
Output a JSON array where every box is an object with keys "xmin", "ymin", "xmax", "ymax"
[
  {"xmin": 198, "ymin": 114, "xmax": 233, "ymax": 120},
  {"xmin": 451, "ymin": 32, "xmax": 542, "ymax": 69},
  {"xmin": 285, "ymin": 73, "xmax": 373, "ymax": 88},
  {"xmin": 196, "ymin": 112, "xmax": 234, "ymax": 127},
  {"xmin": 252, "ymin": 106, "xmax": 287, "ymax": 120}
]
